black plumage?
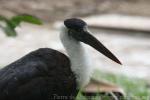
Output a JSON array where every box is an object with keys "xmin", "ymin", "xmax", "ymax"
[
  {"xmin": 64, "ymin": 18, "xmax": 87, "ymax": 30},
  {"xmin": 0, "ymin": 48, "xmax": 78, "ymax": 100}
]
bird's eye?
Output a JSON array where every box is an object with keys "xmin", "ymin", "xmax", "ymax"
[
  {"xmin": 68, "ymin": 29, "xmax": 82, "ymax": 40},
  {"xmin": 68, "ymin": 29, "xmax": 76, "ymax": 36},
  {"xmin": 67, "ymin": 29, "xmax": 73, "ymax": 39}
]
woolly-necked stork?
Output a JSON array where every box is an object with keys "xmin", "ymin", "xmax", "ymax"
[{"xmin": 0, "ymin": 18, "xmax": 121, "ymax": 100}]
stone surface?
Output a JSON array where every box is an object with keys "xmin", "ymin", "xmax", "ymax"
[{"xmin": 84, "ymin": 14, "xmax": 150, "ymax": 32}]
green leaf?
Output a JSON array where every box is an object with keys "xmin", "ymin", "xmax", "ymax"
[
  {"xmin": 0, "ymin": 14, "xmax": 43, "ymax": 37},
  {"xmin": 10, "ymin": 14, "xmax": 42, "ymax": 28},
  {"xmin": 0, "ymin": 15, "xmax": 16, "ymax": 37},
  {"xmin": 4, "ymin": 24, "xmax": 17, "ymax": 37}
]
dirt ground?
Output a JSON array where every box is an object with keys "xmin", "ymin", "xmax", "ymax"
[{"xmin": 1, "ymin": 0, "xmax": 150, "ymax": 22}]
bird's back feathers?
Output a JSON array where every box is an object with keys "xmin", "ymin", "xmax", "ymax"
[{"xmin": 0, "ymin": 48, "xmax": 78, "ymax": 100}]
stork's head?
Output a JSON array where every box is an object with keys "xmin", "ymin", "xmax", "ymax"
[{"xmin": 63, "ymin": 18, "xmax": 122, "ymax": 65}]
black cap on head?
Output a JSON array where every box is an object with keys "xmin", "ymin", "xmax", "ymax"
[{"xmin": 64, "ymin": 18, "xmax": 87, "ymax": 30}]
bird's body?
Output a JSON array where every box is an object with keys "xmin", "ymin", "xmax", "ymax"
[
  {"xmin": 0, "ymin": 18, "xmax": 122, "ymax": 100},
  {"xmin": 0, "ymin": 48, "xmax": 77, "ymax": 100}
]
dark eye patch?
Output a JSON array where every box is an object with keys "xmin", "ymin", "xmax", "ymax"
[{"xmin": 64, "ymin": 18, "xmax": 87, "ymax": 30}]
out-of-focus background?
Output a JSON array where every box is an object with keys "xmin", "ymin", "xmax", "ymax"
[
  {"xmin": 0, "ymin": 0, "xmax": 150, "ymax": 99},
  {"xmin": 1, "ymin": 0, "xmax": 150, "ymax": 22}
]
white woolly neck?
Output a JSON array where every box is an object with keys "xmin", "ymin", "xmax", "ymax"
[{"xmin": 60, "ymin": 26, "xmax": 93, "ymax": 88}]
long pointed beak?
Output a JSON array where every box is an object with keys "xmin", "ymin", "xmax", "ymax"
[{"xmin": 79, "ymin": 30, "xmax": 122, "ymax": 65}]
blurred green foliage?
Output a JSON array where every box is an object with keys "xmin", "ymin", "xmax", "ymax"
[
  {"xmin": 76, "ymin": 70, "xmax": 150, "ymax": 100},
  {"xmin": 93, "ymin": 70, "xmax": 150, "ymax": 100},
  {"xmin": 0, "ymin": 14, "xmax": 42, "ymax": 37}
]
